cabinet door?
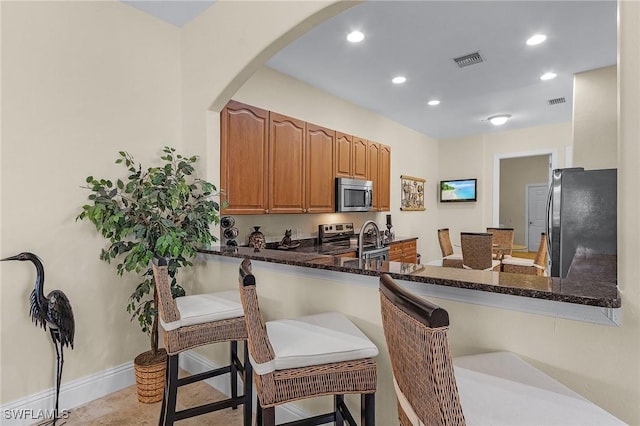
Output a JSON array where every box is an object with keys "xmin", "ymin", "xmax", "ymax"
[
  {"xmin": 352, "ymin": 136, "xmax": 368, "ymax": 179},
  {"xmin": 389, "ymin": 241, "xmax": 403, "ymax": 262},
  {"xmin": 403, "ymin": 240, "xmax": 418, "ymax": 263},
  {"xmin": 335, "ymin": 132, "xmax": 352, "ymax": 178},
  {"xmin": 269, "ymin": 112, "xmax": 305, "ymax": 214},
  {"xmin": 306, "ymin": 124, "xmax": 335, "ymax": 213},
  {"xmin": 367, "ymin": 141, "xmax": 381, "ymax": 210},
  {"xmin": 220, "ymin": 100, "xmax": 269, "ymax": 214},
  {"xmin": 378, "ymin": 144, "xmax": 391, "ymax": 211}
]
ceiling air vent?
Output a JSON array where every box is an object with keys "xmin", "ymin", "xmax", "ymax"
[
  {"xmin": 547, "ymin": 97, "xmax": 566, "ymax": 106},
  {"xmin": 453, "ymin": 52, "xmax": 483, "ymax": 68}
]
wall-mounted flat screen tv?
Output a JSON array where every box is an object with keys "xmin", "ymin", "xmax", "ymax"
[{"xmin": 440, "ymin": 178, "xmax": 477, "ymax": 202}]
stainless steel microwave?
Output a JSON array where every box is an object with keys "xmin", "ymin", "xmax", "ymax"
[{"xmin": 335, "ymin": 178, "xmax": 374, "ymax": 212}]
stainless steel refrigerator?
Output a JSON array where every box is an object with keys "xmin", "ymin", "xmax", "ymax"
[{"xmin": 546, "ymin": 168, "xmax": 617, "ymax": 278}]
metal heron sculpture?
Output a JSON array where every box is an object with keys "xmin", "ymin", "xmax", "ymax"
[{"xmin": 1, "ymin": 252, "xmax": 75, "ymax": 425}]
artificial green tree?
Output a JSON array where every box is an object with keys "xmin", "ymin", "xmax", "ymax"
[{"xmin": 78, "ymin": 146, "xmax": 221, "ymax": 360}]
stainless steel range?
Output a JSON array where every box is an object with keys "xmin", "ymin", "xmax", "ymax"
[{"xmin": 318, "ymin": 222, "xmax": 389, "ymax": 261}]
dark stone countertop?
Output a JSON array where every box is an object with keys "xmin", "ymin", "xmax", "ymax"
[{"xmin": 199, "ymin": 246, "xmax": 620, "ymax": 309}]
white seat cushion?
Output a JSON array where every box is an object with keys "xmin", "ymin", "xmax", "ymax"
[
  {"xmin": 392, "ymin": 376, "xmax": 425, "ymax": 426},
  {"xmin": 444, "ymin": 253, "xmax": 463, "ymax": 260},
  {"xmin": 453, "ymin": 352, "xmax": 624, "ymax": 425},
  {"xmin": 160, "ymin": 290, "xmax": 244, "ymax": 332},
  {"xmin": 502, "ymin": 257, "xmax": 535, "ymax": 267},
  {"xmin": 251, "ymin": 312, "xmax": 378, "ymax": 375}
]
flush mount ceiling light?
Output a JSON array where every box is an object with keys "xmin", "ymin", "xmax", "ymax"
[
  {"xmin": 427, "ymin": 100, "xmax": 440, "ymax": 106},
  {"xmin": 346, "ymin": 30, "xmax": 365, "ymax": 43},
  {"xmin": 392, "ymin": 76, "xmax": 407, "ymax": 84},
  {"xmin": 526, "ymin": 34, "xmax": 547, "ymax": 46},
  {"xmin": 487, "ymin": 114, "xmax": 511, "ymax": 126},
  {"xmin": 540, "ymin": 72, "xmax": 557, "ymax": 81}
]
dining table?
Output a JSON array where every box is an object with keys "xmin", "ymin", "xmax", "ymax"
[{"xmin": 492, "ymin": 243, "xmax": 527, "ymax": 261}]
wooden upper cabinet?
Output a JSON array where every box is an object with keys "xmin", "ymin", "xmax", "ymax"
[
  {"xmin": 367, "ymin": 141, "xmax": 391, "ymax": 211},
  {"xmin": 306, "ymin": 124, "xmax": 335, "ymax": 213},
  {"xmin": 335, "ymin": 133, "xmax": 368, "ymax": 180},
  {"xmin": 352, "ymin": 137, "xmax": 368, "ymax": 179},
  {"xmin": 221, "ymin": 100, "xmax": 390, "ymax": 215},
  {"xmin": 220, "ymin": 100, "xmax": 269, "ymax": 214},
  {"xmin": 335, "ymin": 132, "xmax": 353, "ymax": 178},
  {"xmin": 378, "ymin": 144, "xmax": 391, "ymax": 211},
  {"xmin": 269, "ymin": 112, "xmax": 305, "ymax": 214},
  {"xmin": 367, "ymin": 141, "xmax": 381, "ymax": 209}
]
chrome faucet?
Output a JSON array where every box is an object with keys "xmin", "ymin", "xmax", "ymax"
[{"xmin": 358, "ymin": 220, "xmax": 382, "ymax": 255}]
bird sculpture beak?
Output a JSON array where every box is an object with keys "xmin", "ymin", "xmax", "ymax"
[{"xmin": 0, "ymin": 255, "xmax": 20, "ymax": 261}]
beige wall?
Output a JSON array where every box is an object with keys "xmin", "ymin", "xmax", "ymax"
[
  {"xmin": 499, "ymin": 155, "xmax": 549, "ymax": 245},
  {"xmin": 1, "ymin": 0, "xmax": 639, "ymax": 424},
  {"xmin": 437, "ymin": 122, "xmax": 571, "ymax": 249},
  {"xmin": 1, "ymin": 1, "xmax": 181, "ymax": 402},
  {"xmin": 573, "ymin": 65, "xmax": 618, "ymax": 168}
]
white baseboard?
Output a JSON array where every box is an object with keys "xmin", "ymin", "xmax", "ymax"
[
  {"xmin": 0, "ymin": 361, "xmax": 135, "ymax": 425},
  {"xmin": 0, "ymin": 350, "xmax": 309, "ymax": 425}
]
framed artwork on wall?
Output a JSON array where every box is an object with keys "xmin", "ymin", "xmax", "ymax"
[{"xmin": 400, "ymin": 175, "xmax": 426, "ymax": 211}]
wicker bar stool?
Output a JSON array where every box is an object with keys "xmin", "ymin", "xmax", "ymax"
[
  {"xmin": 437, "ymin": 228, "xmax": 463, "ymax": 268},
  {"xmin": 238, "ymin": 258, "xmax": 378, "ymax": 426},
  {"xmin": 486, "ymin": 227, "xmax": 515, "ymax": 260},
  {"xmin": 502, "ymin": 232, "xmax": 548, "ymax": 276},
  {"xmin": 151, "ymin": 258, "xmax": 252, "ymax": 426},
  {"xmin": 379, "ymin": 274, "xmax": 624, "ymax": 425},
  {"xmin": 460, "ymin": 232, "xmax": 501, "ymax": 271}
]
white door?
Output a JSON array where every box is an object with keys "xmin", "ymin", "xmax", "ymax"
[{"xmin": 527, "ymin": 184, "xmax": 548, "ymax": 251}]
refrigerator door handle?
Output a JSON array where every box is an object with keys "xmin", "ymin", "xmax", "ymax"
[{"xmin": 545, "ymin": 181, "xmax": 553, "ymax": 261}]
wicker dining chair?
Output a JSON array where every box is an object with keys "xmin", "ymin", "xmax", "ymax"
[
  {"xmin": 151, "ymin": 258, "xmax": 252, "ymax": 426},
  {"xmin": 437, "ymin": 228, "xmax": 464, "ymax": 268},
  {"xmin": 502, "ymin": 232, "xmax": 548, "ymax": 276},
  {"xmin": 486, "ymin": 227, "xmax": 515, "ymax": 260},
  {"xmin": 238, "ymin": 258, "xmax": 378, "ymax": 426},
  {"xmin": 379, "ymin": 274, "xmax": 625, "ymax": 426},
  {"xmin": 460, "ymin": 232, "xmax": 501, "ymax": 271}
]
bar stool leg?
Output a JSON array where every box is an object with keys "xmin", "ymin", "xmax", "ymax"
[
  {"xmin": 334, "ymin": 394, "xmax": 345, "ymax": 426},
  {"xmin": 243, "ymin": 341, "xmax": 253, "ymax": 426},
  {"xmin": 362, "ymin": 393, "xmax": 375, "ymax": 426},
  {"xmin": 256, "ymin": 401, "xmax": 262, "ymax": 426},
  {"xmin": 163, "ymin": 354, "xmax": 179, "ymax": 426},
  {"xmin": 262, "ymin": 406, "xmax": 275, "ymax": 426},
  {"xmin": 158, "ymin": 354, "xmax": 170, "ymax": 426},
  {"xmin": 231, "ymin": 340, "xmax": 238, "ymax": 409}
]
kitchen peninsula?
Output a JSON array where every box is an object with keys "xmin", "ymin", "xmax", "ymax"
[{"xmin": 200, "ymin": 244, "xmax": 620, "ymax": 321}]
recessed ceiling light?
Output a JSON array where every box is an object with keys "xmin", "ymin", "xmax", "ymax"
[
  {"xmin": 427, "ymin": 100, "xmax": 440, "ymax": 106},
  {"xmin": 487, "ymin": 114, "xmax": 511, "ymax": 126},
  {"xmin": 392, "ymin": 76, "xmax": 407, "ymax": 84},
  {"xmin": 526, "ymin": 34, "xmax": 547, "ymax": 46},
  {"xmin": 346, "ymin": 30, "xmax": 365, "ymax": 43},
  {"xmin": 540, "ymin": 72, "xmax": 557, "ymax": 81}
]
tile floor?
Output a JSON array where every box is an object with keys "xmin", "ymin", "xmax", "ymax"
[{"xmin": 45, "ymin": 374, "xmax": 244, "ymax": 425}]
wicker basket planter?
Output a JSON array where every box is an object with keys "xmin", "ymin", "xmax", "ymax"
[{"xmin": 134, "ymin": 349, "xmax": 167, "ymax": 404}]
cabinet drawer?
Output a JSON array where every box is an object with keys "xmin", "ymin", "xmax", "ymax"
[
  {"xmin": 389, "ymin": 252, "xmax": 403, "ymax": 262},
  {"xmin": 402, "ymin": 240, "xmax": 417, "ymax": 251},
  {"xmin": 389, "ymin": 243, "xmax": 403, "ymax": 254}
]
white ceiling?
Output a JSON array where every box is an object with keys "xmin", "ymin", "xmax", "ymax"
[{"xmin": 123, "ymin": 0, "xmax": 617, "ymax": 140}]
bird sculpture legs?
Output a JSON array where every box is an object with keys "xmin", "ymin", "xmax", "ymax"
[{"xmin": 49, "ymin": 328, "xmax": 64, "ymax": 426}]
